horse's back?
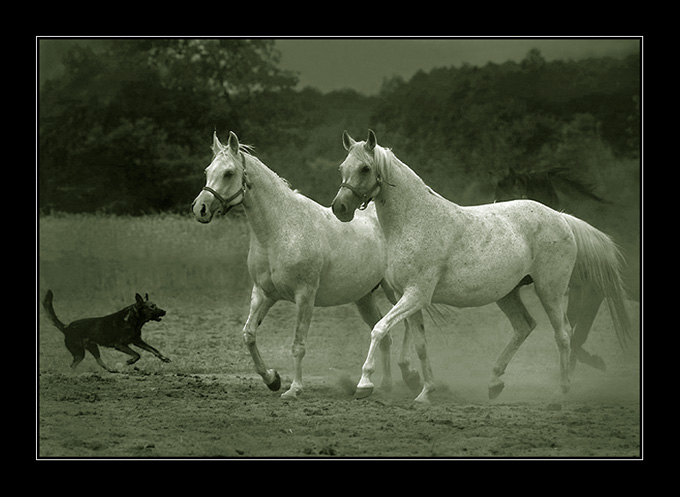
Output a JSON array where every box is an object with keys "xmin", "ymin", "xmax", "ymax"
[{"xmin": 432, "ymin": 200, "xmax": 576, "ymax": 306}]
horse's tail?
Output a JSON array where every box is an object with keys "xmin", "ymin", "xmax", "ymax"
[
  {"xmin": 42, "ymin": 290, "xmax": 67, "ymax": 333},
  {"xmin": 561, "ymin": 214, "xmax": 632, "ymax": 351}
]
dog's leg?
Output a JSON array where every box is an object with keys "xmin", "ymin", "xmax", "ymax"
[
  {"xmin": 132, "ymin": 338, "xmax": 171, "ymax": 363},
  {"xmin": 65, "ymin": 335, "xmax": 85, "ymax": 370},
  {"xmin": 86, "ymin": 342, "xmax": 116, "ymax": 373},
  {"xmin": 114, "ymin": 344, "xmax": 142, "ymax": 365}
]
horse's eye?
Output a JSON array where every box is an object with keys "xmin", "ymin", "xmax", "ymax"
[
  {"xmin": 224, "ymin": 170, "xmax": 234, "ymax": 178},
  {"xmin": 360, "ymin": 164, "xmax": 371, "ymax": 174}
]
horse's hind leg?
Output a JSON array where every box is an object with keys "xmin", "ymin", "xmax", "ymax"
[
  {"xmin": 536, "ymin": 282, "xmax": 573, "ymax": 396},
  {"xmin": 242, "ymin": 285, "xmax": 279, "ymax": 391},
  {"xmin": 568, "ymin": 284, "xmax": 606, "ymax": 372},
  {"xmin": 355, "ymin": 292, "xmax": 393, "ymax": 391},
  {"xmin": 491, "ymin": 287, "xmax": 537, "ymax": 399}
]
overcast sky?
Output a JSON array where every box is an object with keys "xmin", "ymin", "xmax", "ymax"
[{"xmin": 276, "ymin": 38, "xmax": 640, "ymax": 94}]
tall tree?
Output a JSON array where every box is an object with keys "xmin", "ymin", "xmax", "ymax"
[{"xmin": 39, "ymin": 39, "xmax": 299, "ymax": 213}]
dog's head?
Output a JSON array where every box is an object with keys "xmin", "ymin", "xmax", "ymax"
[{"xmin": 135, "ymin": 293, "xmax": 166, "ymax": 322}]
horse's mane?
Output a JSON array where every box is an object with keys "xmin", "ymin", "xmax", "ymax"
[
  {"xmin": 238, "ymin": 143, "xmax": 257, "ymax": 157},
  {"xmin": 371, "ymin": 144, "xmax": 446, "ymax": 200},
  {"xmin": 238, "ymin": 144, "xmax": 295, "ymax": 192}
]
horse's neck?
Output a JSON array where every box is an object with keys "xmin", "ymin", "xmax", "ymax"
[
  {"xmin": 376, "ymin": 155, "xmax": 460, "ymax": 232},
  {"xmin": 242, "ymin": 156, "xmax": 297, "ymax": 242}
]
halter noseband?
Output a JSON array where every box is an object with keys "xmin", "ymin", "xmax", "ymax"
[
  {"xmin": 339, "ymin": 177, "xmax": 382, "ymax": 210},
  {"xmin": 202, "ymin": 152, "xmax": 248, "ymax": 214}
]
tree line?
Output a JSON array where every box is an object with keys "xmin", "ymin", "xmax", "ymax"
[{"xmin": 38, "ymin": 41, "xmax": 640, "ymax": 214}]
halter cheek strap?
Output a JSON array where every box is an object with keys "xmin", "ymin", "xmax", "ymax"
[
  {"xmin": 340, "ymin": 178, "xmax": 382, "ymax": 210},
  {"xmin": 202, "ymin": 153, "xmax": 248, "ymax": 214}
]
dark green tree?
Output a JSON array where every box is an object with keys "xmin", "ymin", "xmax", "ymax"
[{"xmin": 39, "ymin": 39, "xmax": 299, "ymax": 213}]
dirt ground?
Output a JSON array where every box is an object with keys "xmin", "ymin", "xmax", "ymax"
[{"xmin": 37, "ymin": 290, "xmax": 641, "ymax": 459}]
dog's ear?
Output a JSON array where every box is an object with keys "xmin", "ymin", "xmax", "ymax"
[
  {"xmin": 135, "ymin": 293, "xmax": 144, "ymax": 305},
  {"xmin": 145, "ymin": 293, "xmax": 149, "ymax": 301}
]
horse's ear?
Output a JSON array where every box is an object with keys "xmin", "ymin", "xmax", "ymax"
[
  {"xmin": 343, "ymin": 130, "xmax": 356, "ymax": 151},
  {"xmin": 212, "ymin": 130, "xmax": 223, "ymax": 155},
  {"xmin": 228, "ymin": 131, "xmax": 240, "ymax": 156},
  {"xmin": 365, "ymin": 129, "xmax": 377, "ymax": 152}
]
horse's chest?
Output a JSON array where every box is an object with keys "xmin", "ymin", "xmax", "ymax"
[
  {"xmin": 248, "ymin": 249, "xmax": 280, "ymax": 295},
  {"xmin": 248, "ymin": 241, "xmax": 318, "ymax": 301}
]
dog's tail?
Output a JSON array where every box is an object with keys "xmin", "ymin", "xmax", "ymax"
[{"xmin": 42, "ymin": 290, "xmax": 66, "ymax": 333}]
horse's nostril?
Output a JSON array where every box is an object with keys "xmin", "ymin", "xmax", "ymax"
[{"xmin": 200, "ymin": 203, "xmax": 207, "ymax": 216}]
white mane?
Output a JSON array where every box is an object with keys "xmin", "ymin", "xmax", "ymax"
[{"xmin": 371, "ymin": 144, "xmax": 446, "ymax": 200}]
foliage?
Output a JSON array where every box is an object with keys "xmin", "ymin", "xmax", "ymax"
[
  {"xmin": 38, "ymin": 41, "xmax": 640, "ymax": 214},
  {"xmin": 372, "ymin": 51, "xmax": 640, "ymax": 202},
  {"xmin": 39, "ymin": 40, "xmax": 301, "ymax": 214}
]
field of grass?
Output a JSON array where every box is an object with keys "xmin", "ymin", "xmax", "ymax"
[{"xmin": 39, "ymin": 212, "xmax": 251, "ymax": 299}]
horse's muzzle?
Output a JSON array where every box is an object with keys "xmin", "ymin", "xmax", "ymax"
[
  {"xmin": 331, "ymin": 190, "xmax": 356, "ymax": 222},
  {"xmin": 191, "ymin": 192, "xmax": 214, "ymax": 224}
]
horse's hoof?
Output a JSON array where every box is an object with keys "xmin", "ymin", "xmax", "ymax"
[
  {"xmin": 488, "ymin": 381, "xmax": 505, "ymax": 399},
  {"xmin": 281, "ymin": 387, "xmax": 300, "ymax": 400},
  {"xmin": 266, "ymin": 371, "xmax": 281, "ymax": 391},
  {"xmin": 414, "ymin": 393, "xmax": 431, "ymax": 404},
  {"xmin": 354, "ymin": 386, "xmax": 374, "ymax": 400}
]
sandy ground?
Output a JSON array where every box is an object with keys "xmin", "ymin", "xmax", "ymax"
[{"xmin": 37, "ymin": 289, "xmax": 640, "ymax": 459}]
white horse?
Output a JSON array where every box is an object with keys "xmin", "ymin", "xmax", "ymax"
[
  {"xmin": 331, "ymin": 130, "xmax": 631, "ymax": 403},
  {"xmin": 191, "ymin": 131, "xmax": 419, "ymax": 398}
]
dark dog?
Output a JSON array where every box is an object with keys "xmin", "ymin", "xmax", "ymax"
[{"xmin": 42, "ymin": 290, "xmax": 170, "ymax": 372}]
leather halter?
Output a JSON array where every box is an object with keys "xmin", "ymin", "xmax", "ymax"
[
  {"xmin": 339, "ymin": 177, "xmax": 382, "ymax": 210},
  {"xmin": 202, "ymin": 152, "xmax": 248, "ymax": 214}
]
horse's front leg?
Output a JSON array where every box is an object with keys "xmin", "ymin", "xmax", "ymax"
[
  {"xmin": 242, "ymin": 286, "xmax": 279, "ymax": 391},
  {"xmin": 281, "ymin": 290, "xmax": 315, "ymax": 399},
  {"xmin": 355, "ymin": 292, "xmax": 393, "ymax": 392},
  {"xmin": 405, "ymin": 310, "xmax": 435, "ymax": 403},
  {"xmin": 356, "ymin": 289, "xmax": 427, "ymax": 400},
  {"xmin": 398, "ymin": 319, "xmax": 422, "ymax": 393},
  {"xmin": 381, "ymin": 282, "xmax": 421, "ymax": 392}
]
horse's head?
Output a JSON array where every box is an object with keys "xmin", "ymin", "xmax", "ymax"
[
  {"xmin": 192, "ymin": 131, "xmax": 248, "ymax": 223},
  {"xmin": 332, "ymin": 129, "xmax": 383, "ymax": 222}
]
